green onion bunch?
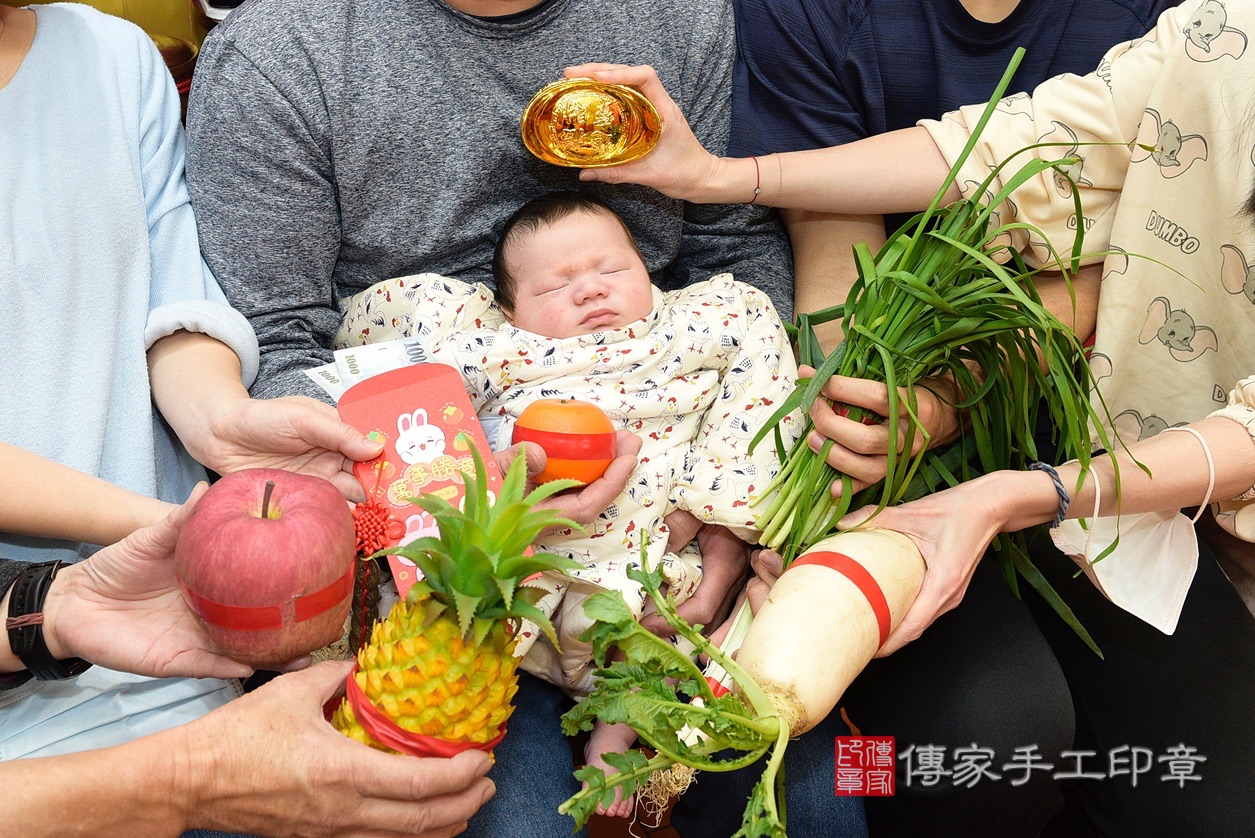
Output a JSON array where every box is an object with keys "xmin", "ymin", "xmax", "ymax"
[{"xmin": 750, "ymin": 48, "xmax": 1123, "ymax": 652}]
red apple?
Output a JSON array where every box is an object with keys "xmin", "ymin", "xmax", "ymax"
[{"xmin": 175, "ymin": 469, "xmax": 355, "ymax": 669}]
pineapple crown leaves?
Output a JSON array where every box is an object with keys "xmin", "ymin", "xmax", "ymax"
[{"xmin": 380, "ymin": 436, "xmax": 586, "ymax": 645}]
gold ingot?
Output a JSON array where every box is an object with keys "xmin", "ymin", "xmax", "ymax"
[{"xmin": 521, "ymin": 79, "xmax": 661, "ymax": 168}]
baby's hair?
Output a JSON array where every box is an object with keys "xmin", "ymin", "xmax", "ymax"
[{"xmin": 492, "ymin": 191, "xmax": 643, "ymax": 312}]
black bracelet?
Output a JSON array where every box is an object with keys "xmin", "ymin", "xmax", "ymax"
[
  {"xmin": 5, "ymin": 561, "xmax": 92, "ymax": 681},
  {"xmin": 1028, "ymin": 462, "xmax": 1071, "ymax": 529}
]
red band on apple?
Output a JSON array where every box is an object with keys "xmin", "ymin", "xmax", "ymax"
[
  {"xmin": 791, "ymin": 551, "xmax": 892, "ymax": 648},
  {"xmin": 343, "ymin": 665, "xmax": 507, "ymax": 757},
  {"xmin": 181, "ymin": 565, "xmax": 354, "ymax": 632},
  {"xmin": 510, "ymin": 426, "xmax": 617, "ymax": 459}
]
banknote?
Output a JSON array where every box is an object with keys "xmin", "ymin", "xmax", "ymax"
[
  {"xmin": 334, "ymin": 336, "xmax": 431, "ymax": 387},
  {"xmin": 304, "ymin": 363, "xmax": 347, "ymax": 401}
]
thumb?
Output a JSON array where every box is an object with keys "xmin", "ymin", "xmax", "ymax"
[
  {"xmin": 289, "ymin": 399, "xmax": 384, "ymax": 462},
  {"xmin": 165, "ymin": 648, "xmax": 254, "ymax": 681},
  {"xmin": 876, "ymin": 602, "xmax": 930, "ymax": 658},
  {"xmin": 281, "ymin": 659, "xmax": 356, "ymax": 704},
  {"xmin": 836, "ymin": 504, "xmax": 877, "ymax": 531},
  {"xmin": 496, "ymin": 441, "xmax": 546, "ymax": 480},
  {"xmin": 325, "ymin": 420, "xmax": 385, "ymax": 462},
  {"xmin": 125, "ymin": 482, "xmax": 209, "ymax": 561},
  {"xmin": 580, "ymin": 167, "xmax": 616, "ymax": 185}
]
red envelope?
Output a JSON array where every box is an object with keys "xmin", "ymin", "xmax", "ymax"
[{"xmin": 338, "ymin": 364, "xmax": 503, "ymax": 599}]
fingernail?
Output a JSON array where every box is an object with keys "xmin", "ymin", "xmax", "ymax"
[
  {"xmin": 807, "ymin": 431, "xmax": 823, "ymax": 451},
  {"xmin": 476, "ymin": 757, "xmax": 493, "ymax": 777}
]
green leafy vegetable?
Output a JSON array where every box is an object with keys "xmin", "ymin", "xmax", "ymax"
[
  {"xmin": 559, "ymin": 565, "xmax": 788, "ymax": 837},
  {"xmin": 751, "ymin": 48, "xmax": 1130, "ymax": 655}
]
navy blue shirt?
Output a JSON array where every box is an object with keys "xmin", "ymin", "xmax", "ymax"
[{"xmin": 731, "ymin": 0, "xmax": 1173, "ymax": 156}]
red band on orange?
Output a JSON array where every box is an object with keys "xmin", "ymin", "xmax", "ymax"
[
  {"xmin": 791, "ymin": 551, "xmax": 892, "ymax": 648},
  {"xmin": 344, "ymin": 665, "xmax": 507, "ymax": 757},
  {"xmin": 511, "ymin": 426, "xmax": 616, "ymax": 459},
  {"xmin": 182, "ymin": 565, "xmax": 354, "ymax": 631}
]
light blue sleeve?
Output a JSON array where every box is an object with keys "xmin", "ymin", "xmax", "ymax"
[{"xmin": 130, "ymin": 30, "xmax": 259, "ymax": 387}]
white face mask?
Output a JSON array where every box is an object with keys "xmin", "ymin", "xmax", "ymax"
[
  {"xmin": 1049, "ymin": 427, "xmax": 1215, "ymax": 636},
  {"xmin": 1051, "ymin": 509, "xmax": 1198, "ymax": 635}
]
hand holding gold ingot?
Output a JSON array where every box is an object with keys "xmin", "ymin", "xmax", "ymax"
[{"xmin": 521, "ymin": 79, "xmax": 661, "ymax": 168}]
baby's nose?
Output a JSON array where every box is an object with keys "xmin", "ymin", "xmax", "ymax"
[{"xmin": 573, "ymin": 275, "xmax": 609, "ymax": 302}]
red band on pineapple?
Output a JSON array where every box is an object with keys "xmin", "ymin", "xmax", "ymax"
[
  {"xmin": 343, "ymin": 665, "xmax": 507, "ymax": 757},
  {"xmin": 182, "ymin": 565, "xmax": 355, "ymax": 631},
  {"xmin": 791, "ymin": 551, "xmax": 892, "ymax": 648},
  {"xmin": 510, "ymin": 426, "xmax": 617, "ymax": 459}
]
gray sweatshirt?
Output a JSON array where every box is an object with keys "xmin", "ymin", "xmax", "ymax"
[{"xmin": 186, "ymin": 0, "xmax": 794, "ymax": 400}]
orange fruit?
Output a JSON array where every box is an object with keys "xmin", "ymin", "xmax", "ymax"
[{"xmin": 511, "ymin": 399, "xmax": 616, "ymax": 485}]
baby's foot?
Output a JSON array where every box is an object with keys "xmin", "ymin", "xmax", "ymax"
[{"xmin": 584, "ymin": 722, "xmax": 639, "ymax": 819}]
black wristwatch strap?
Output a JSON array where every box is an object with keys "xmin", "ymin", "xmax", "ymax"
[{"xmin": 5, "ymin": 561, "xmax": 92, "ymax": 681}]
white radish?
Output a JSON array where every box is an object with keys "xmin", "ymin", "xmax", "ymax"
[{"xmin": 735, "ymin": 528, "xmax": 925, "ymax": 735}]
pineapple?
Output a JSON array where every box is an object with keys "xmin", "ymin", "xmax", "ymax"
[{"xmin": 334, "ymin": 441, "xmax": 582, "ymax": 753}]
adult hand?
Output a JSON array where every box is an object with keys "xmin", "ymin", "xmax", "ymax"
[
  {"xmin": 41, "ymin": 486, "xmax": 258, "ymax": 680},
  {"xmin": 745, "ymin": 548, "xmax": 783, "ymax": 614},
  {"xmin": 837, "ymin": 472, "xmax": 1008, "ymax": 656},
  {"xmin": 641, "ymin": 517, "xmax": 748, "ymax": 638},
  {"xmin": 178, "ymin": 660, "xmax": 495, "ymax": 837},
  {"xmin": 496, "ymin": 429, "xmax": 642, "ymax": 529},
  {"xmin": 706, "ymin": 547, "xmax": 782, "ymax": 649},
  {"xmin": 196, "ymin": 395, "xmax": 384, "ymax": 502},
  {"xmin": 562, "ymin": 63, "xmax": 725, "ymax": 202},
  {"xmin": 803, "ymin": 365, "xmax": 963, "ymax": 496}
]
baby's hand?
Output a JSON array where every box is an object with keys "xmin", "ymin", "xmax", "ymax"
[
  {"xmin": 642, "ymin": 523, "xmax": 747, "ymax": 638},
  {"xmin": 662, "ymin": 509, "xmax": 703, "ymax": 551}
]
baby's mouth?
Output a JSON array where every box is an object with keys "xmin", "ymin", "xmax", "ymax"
[{"xmin": 581, "ymin": 308, "xmax": 619, "ymax": 328}]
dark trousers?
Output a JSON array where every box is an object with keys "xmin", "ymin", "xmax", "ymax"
[
  {"xmin": 843, "ymin": 555, "xmax": 1076, "ymax": 838},
  {"xmin": 1026, "ymin": 529, "xmax": 1255, "ymax": 838}
]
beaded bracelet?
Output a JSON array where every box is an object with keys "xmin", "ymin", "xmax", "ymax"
[{"xmin": 1028, "ymin": 461, "xmax": 1071, "ymax": 528}]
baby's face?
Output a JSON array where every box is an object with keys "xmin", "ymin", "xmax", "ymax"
[{"xmin": 504, "ymin": 209, "xmax": 653, "ymax": 338}]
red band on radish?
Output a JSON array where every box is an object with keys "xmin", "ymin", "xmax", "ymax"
[
  {"xmin": 706, "ymin": 676, "xmax": 731, "ymax": 698},
  {"xmin": 792, "ymin": 551, "xmax": 892, "ymax": 648},
  {"xmin": 343, "ymin": 665, "xmax": 507, "ymax": 757},
  {"xmin": 511, "ymin": 426, "xmax": 617, "ymax": 459},
  {"xmin": 182, "ymin": 565, "xmax": 354, "ymax": 631}
]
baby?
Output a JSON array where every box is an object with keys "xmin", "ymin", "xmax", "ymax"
[{"xmin": 336, "ymin": 191, "xmax": 801, "ymax": 816}]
